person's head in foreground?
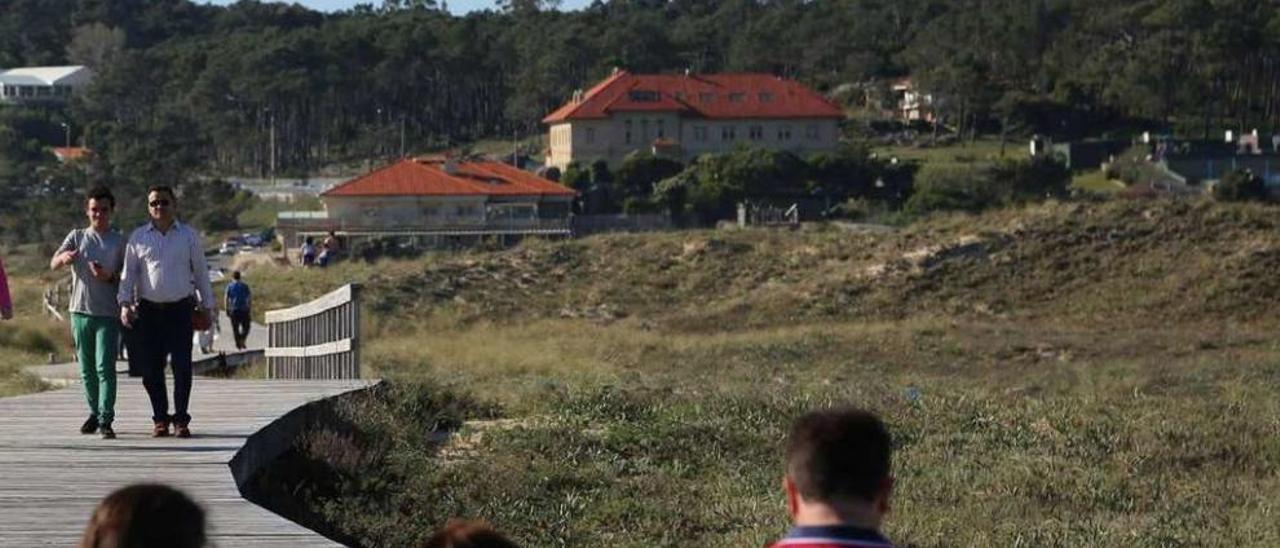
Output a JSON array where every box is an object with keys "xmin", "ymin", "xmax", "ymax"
[
  {"xmin": 771, "ymin": 407, "xmax": 894, "ymax": 548},
  {"xmin": 424, "ymin": 519, "xmax": 518, "ymax": 548},
  {"xmin": 80, "ymin": 483, "xmax": 206, "ymax": 548}
]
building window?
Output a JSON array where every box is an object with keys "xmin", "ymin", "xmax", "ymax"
[
  {"xmin": 693, "ymin": 126, "xmax": 707, "ymax": 142},
  {"xmin": 721, "ymin": 125, "xmax": 737, "ymax": 141},
  {"xmin": 628, "ymin": 90, "xmax": 661, "ymax": 102},
  {"xmin": 759, "ymin": 92, "xmax": 773, "ymax": 103},
  {"xmin": 805, "ymin": 124, "xmax": 819, "ymax": 140},
  {"xmin": 728, "ymin": 92, "xmax": 746, "ymax": 103},
  {"xmin": 699, "ymin": 92, "xmax": 715, "ymax": 103},
  {"xmin": 778, "ymin": 125, "xmax": 792, "ymax": 141},
  {"xmin": 586, "ymin": 127, "xmax": 595, "ymax": 143},
  {"xmin": 749, "ymin": 125, "xmax": 763, "ymax": 140},
  {"xmin": 657, "ymin": 120, "xmax": 665, "ymax": 138},
  {"xmin": 641, "ymin": 119, "xmax": 650, "ymax": 140},
  {"xmin": 625, "ymin": 120, "xmax": 632, "ymax": 144}
]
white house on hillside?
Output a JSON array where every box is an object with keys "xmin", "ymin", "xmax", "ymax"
[{"xmin": 0, "ymin": 66, "xmax": 93, "ymax": 105}]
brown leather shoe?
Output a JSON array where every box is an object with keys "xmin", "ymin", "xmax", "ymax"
[
  {"xmin": 152, "ymin": 420, "xmax": 170, "ymax": 437},
  {"xmin": 175, "ymin": 423, "xmax": 191, "ymax": 438}
]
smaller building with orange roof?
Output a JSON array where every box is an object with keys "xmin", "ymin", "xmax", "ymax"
[
  {"xmin": 276, "ymin": 155, "xmax": 576, "ymax": 250},
  {"xmin": 51, "ymin": 146, "xmax": 91, "ymax": 163}
]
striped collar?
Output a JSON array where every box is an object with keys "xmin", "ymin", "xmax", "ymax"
[{"xmin": 773, "ymin": 525, "xmax": 892, "ymax": 547}]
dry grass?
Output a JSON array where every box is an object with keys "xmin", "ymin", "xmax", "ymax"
[
  {"xmin": 0, "ymin": 248, "xmax": 71, "ymax": 396},
  {"xmin": 260, "ymin": 201, "xmax": 1280, "ymax": 545}
]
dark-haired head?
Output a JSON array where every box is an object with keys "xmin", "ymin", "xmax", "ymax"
[
  {"xmin": 785, "ymin": 407, "xmax": 893, "ymax": 511},
  {"xmin": 86, "ymin": 186, "xmax": 115, "ymax": 209},
  {"xmin": 424, "ymin": 519, "xmax": 518, "ymax": 548},
  {"xmin": 232, "ymin": 270, "xmax": 241, "ymax": 280},
  {"xmin": 80, "ymin": 483, "xmax": 206, "ymax": 548},
  {"xmin": 146, "ymin": 185, "xmax": 175, "ymax": 201}
]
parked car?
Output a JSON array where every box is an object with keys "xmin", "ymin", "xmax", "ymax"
[
  {"xmin": 219, "ymin": 239, "xmax": 241, "ymax": 255},
  {"xmin": 242, "ymin": 233, "xmax": 264, "ymax": 247}
]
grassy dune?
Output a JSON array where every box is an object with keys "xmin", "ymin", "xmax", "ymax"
[
  {"xmin": 214, "ymin": 200, "xmax": 1280, "ymax": 546},
  {"xmin": 0, "ymin": 245, "xmax": 69, "ymax": 396}
]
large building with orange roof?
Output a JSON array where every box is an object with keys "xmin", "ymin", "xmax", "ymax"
[{"xmin": 543, "ymin": 69, "xmax": 845, "ymax": 170}]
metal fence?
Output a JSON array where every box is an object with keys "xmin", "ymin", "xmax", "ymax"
[{"xmin": 264, "ymin": 284, "xmax": 361, "ymax": 379}]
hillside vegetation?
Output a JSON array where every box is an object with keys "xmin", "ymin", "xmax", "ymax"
[
  {"xmin": 232, "ymin": 200, "xmax": 1280, "ymax": 547},
  {"xmin": 353, "ymin": 200, "xmax": 1280, "ymax": 328}
]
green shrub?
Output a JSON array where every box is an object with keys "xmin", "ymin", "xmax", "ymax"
[
  {"xmin": 905, "ymin": 164, "xmax": 1001, "ymax": 214},
  {"xmin": 991, "ymin": 155, "xmax": 1071, "ymax": 202},
  {"xmin": 0, "ymin": 324, "xmax": 57, "ymax": 354},
  {"xmin": 1213, "ymin": 169, "xmax": 1268, "ymax": 202}
]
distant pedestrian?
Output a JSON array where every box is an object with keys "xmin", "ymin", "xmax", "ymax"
[
  {"xmin": 224, "ymin": 270, "xmax": 252, "ymax": 350},
  {"xmin": 767, "ymin": 407, "xmax": 896, "ymax": 548},
  {"xmin": 300, "ymin": 236, "xmax": 316, "ymax": 267},
  {"xmin": 117, "ymin": 185, "xmax": 215, "ymax": 439},
  {"xmin": 425, "ymin": 519, "xmax": 519, "ymax": 548},
  {"xmin": 51, "ymin": 186, "xmax": 125, "ymax": 439},
  {"xmin": 318, "ymin": 230, "xmax": 340, "ymax": 267},
  {"xmin": 0, "ymin": 254, "xmax": 11, "ymax": 321},
  {"xmin": 80, "ymin": 483, "xmax": 206, "ymax": 548}
]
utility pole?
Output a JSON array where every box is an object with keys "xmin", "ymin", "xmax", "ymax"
[
  {"xmin": 266, "ymin": 107, "xmax": 276, "ymax": 185},
  {"xmin": 59, "ymin": 122, "xmax": 70, "ymax": 147},
  {"xmin": 399, "ymin": 115, "xmax": 406, "ymax": 158}
]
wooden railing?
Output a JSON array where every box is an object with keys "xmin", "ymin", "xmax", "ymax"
[
  {"xmin": 42, "ymin": 276, "xmax": 71, "ymax": 322},
  {"xmin": 264, "ymin": 284, "xmax": 361, "ymax": 379}
]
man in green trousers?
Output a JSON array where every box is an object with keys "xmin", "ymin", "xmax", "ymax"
[{"xmin": 51, "ymin": 186, "xmax": 125, "ymax": 439}]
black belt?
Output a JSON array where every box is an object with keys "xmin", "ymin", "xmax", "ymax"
[{"xmin": 139, "ymin": 297, "xmax": 194, "ymax": 311}]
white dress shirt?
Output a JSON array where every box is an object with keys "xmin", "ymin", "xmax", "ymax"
[{"xmin": 117, "ymin": 220, "xmax": 214, "ymax": 310}]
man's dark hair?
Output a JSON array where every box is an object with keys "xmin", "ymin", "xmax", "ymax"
[
  {"xmin": 786, "ymin": 407, "xmax": 892, "ymax": 504},
  {"xmin": 232, "ymin": 270, "xmax": 241, "ymax": 280},
  {"xmin": 146, "ymin": 185, "xmax": 176, "ymax": 201},
  {"xmin": 86, "ymin": 186, "xmax": 115, "ymax": 208}
]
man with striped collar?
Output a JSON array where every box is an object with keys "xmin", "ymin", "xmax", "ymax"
[{"xmin": 769, "ymin": 408, "xmax": 895, "ymax": 548}]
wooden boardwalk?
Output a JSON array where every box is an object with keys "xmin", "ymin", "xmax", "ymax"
[{"xmin": 0, "ymin": 377, "xmax": 367, "ymax": 546}]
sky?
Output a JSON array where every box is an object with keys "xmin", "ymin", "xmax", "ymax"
[{"xmin": 198, "ymin": 0, "xmax": 593, "ymax": 15}]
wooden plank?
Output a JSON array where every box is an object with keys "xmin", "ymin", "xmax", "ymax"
[
  {"xmin": 0, "ymin": 378, "xmax": 369, "ymax": 547},
  {"xmin": 264, "ymin": 285, "xmax": 354, "ymax": 324},
  {"xmin": 264, "ymin": 338, "xmax": 352, "ymax": 358}
]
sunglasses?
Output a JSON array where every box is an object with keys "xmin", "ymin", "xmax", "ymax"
[
  {"xmin": 88, "ymin": 207, "xmax": 112, "ymax": 213},
  {"xmin": 148, "ymin": 199, "xmax": 171, "ymax": 207}
]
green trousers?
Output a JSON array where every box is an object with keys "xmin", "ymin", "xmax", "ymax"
[{"xmin": 72, "ymin": 313, "xmax": 119, "ymax": 425}]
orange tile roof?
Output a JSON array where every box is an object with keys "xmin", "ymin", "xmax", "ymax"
[
  {"xmin": 543, "ymin": 70, "xmax": 844, "ymax": 123},
  {"xmin": 321, "ymin": 157, "xmax": 576, "ymax": 198},
  {"xmin": 51, "ymin": 147, "xmax": 91, "ymax": 161}
]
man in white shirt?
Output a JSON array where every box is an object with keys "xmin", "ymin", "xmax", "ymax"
[{"xmin": 117, "ymin": 186, "xmax": 214, "ymax": 438}]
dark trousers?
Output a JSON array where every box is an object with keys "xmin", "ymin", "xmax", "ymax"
[
  {"xmin": 229, "ymin": 309, "xmax": 251, "ymax": 349},
  {"xmin": 137, "ymin": 298, "xmax": 194, "ymax": 424}
]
